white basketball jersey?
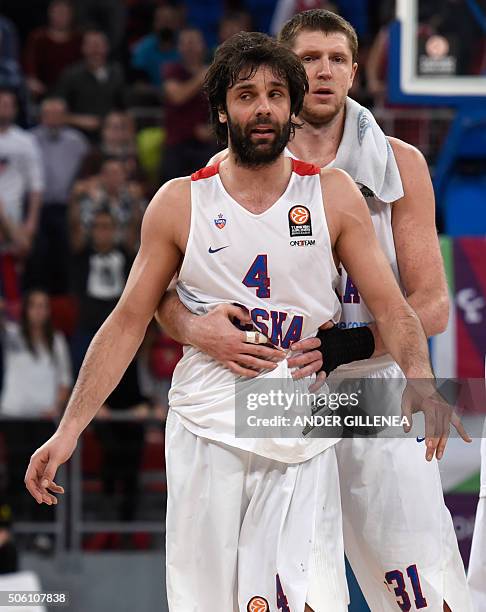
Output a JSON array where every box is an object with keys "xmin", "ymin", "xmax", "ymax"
[
  {"xmin": 169, "ymin": 158, "xmax": 341, "ymax": 463},
  {"xmin": 285, "ymin": 146, "xmax": 404, "ymax": 373}
]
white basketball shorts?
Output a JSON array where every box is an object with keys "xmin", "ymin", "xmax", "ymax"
[
  {"xmin": 308, "ymin": 362, "xmax": 472, "ymax": 611},
  {"xmin": 164, "ymin": 410, "xmax": 348, "ymax": 612}
]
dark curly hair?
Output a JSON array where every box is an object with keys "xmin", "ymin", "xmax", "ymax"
[{"xmin": 204, "ymin": 31, "xmax": 308, "ymax": 145}]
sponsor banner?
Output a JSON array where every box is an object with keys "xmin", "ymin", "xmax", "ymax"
[
  {"xmin": 454, "ymin": 238, "xmax": 486, "ymax": 378},
  {"xmin": 431, "ymin": 238, "xmax": 484, "ymax": 494},
  {"xmin": 431, "ymin": 237, "xmax": 486, "ymax": 379},
  {"xmin": 431, "ymin": 236, "xmax": 456, "ymax": 377},
  {"xmin": 445, "ymin": 493, "xmax": 479, "ymax": 566}
]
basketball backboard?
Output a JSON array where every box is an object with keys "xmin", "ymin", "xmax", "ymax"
[{"xmin": 389, "ymin": 0, "xmax": 486, "ymax": 105}]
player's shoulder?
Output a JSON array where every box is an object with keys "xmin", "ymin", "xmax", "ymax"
[
  {"xmin": 387, "ymin": 136, "xmax": 427, "ymax": 169},
  {"xmin": 147, "ymin": 177, "xmax": 191, "ymax": 217},
  {"xmin": 319, "ymin": 167, "xmax": 358, "ymax": 192},
  {"xmin": 142, "ymin": 177, "xmax": 191, "ymax": 241},
  {"xmin": 319, "ymin": 167, "xmax": 368, "ymax": 225},
  {"xmin": 157, "ymin": 175, "xmax": 191, "ymax": 197}
]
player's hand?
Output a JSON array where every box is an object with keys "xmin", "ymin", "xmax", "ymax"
[
  {"xmin": 288, "ymin": 321, "xmax": 334, "ymax": 390},
  {"xmin": 287, "ymin": 337, "xmax": 323, "ymax": 379},
  {"xmin": 190, "ymin": 303, "xmax": 285, "ymax": 377},
  {"xmin": 401, "ymin": 379, "xmax": 471, "ymax": 461},
  {"xmin": 24, "ymin": 430, "xmax": 78, "ymax": 505}
]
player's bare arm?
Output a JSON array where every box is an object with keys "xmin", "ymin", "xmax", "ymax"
[
  {"xmin": 322, "ymin": 168, "xmax": 430, "ymax": 377},
  {"xmin": 24, "ymin": 179, "xmax": 190, "ymax": 505},
  {"xmin": 291, "ymin": 143, "xmax": 448, "ymax": 372},
  {"xmin": 388, "ymin": 137, "xmax": 449, "ymax": 335},
  {"xmin": 322, "ymin": 167, "xmax": 470, "ymax": 458},
  {"xmin": 156, "ymin": 293, "xmax": 285, "ymax": 377},
  {"xmin": 326, "ymin": 137, "xmax": 448, "ymax": 360}
]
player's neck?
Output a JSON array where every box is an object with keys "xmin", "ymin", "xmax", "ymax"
[
  {"xmin": 287, "ymin": 107, "xmax": 345, "ymax": 168},
  {"xmin": 219, "ymin": 154, "xmax": 293, "ymax": 214}
]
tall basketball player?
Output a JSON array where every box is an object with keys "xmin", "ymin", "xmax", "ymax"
[
  {"xmin": 157, "ymin": 11, "xmax": 474, "ymax": 612},
  {"xmin": 27, "ymin": 32, "xmax": 456, "ymax": 611}
]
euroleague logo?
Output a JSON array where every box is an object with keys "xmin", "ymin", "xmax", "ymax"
[
  {"xmin": 288, "ymin": 205, "xmax": 312, "ymax": 238},
  {"xmin": 247, "ymin": 596, "xmax": 269, "ymax": 612},
  {"xmin": 289, "ymin": 206, "xmax": 309, "ymax": 225}
]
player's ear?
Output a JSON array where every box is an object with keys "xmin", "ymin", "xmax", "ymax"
[
  {"xmin": 350, "ymin": 62, "xmax": 358, "ymax": 87},
  {"xmin": 218, "ymin": 107, "xmax": 227, "ymax": 124}
]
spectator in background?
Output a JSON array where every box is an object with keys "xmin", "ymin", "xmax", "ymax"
[
  {"xmin": 183, "ymin": 0, "xmax": 224, "ymax": 49},
  {"xmin": 73, "ymin": 0, "xmax": 126, "ymax": 55},
  {"xmin": 0, "ymin": 203, "xmax": 29, "ymax": 259},
  {"xmin": 0, "ymin": 16, "xmax": 30, "ymax": 126},
  {"xmin": 94, "ymin": 359, "xmax": 149, "ymax": 522},
  {"xmin": 365, "ymin": 3, "xmax": 396, "ymax": 105},
  {"xmin": 1, "ymin": 290, "xmax": 72, "ymax": 418},
  {"xmin": 80, "ymin": 111, "xmax": 140, "ymax": 182},
  {"xmin": 139, "ymin": 320, "xmax": 182, "ymax": 423},
  {"xmin": 242, "ymin": 0, "xmax": 279, "ymax": 34},
  {"xmin": 1, "ymin": 290, "xmax": 71, "ymax": 518},
  {"xmin": 24, "ymin": 0, "xmax": 83, "ymax": 100},
  {"xmin": 70, "ymin": 208, "xmax": 133, "ymax": 372},
  {"xmin": 160, "ymin": 28, "xmax": 217, "ymax": 183},
  {"xmin": 365, "ymin": 24, "xmax": 388, "ymax": 104},
  {"xmin": 29, "ymin": 97, "xmax": 89, "ymax": 295},
  {"xmin": 0, "ymin": 90, "xmax": 43, "ymax": 254},
  {"xmin": 0, "ymin": 14, "xmax": 19, "ymax": 65},
  {"xmin": 57, "ymin": 30, "xmax": 125, "ymax": 139},
  {"xmin": 217, "ymin": 11, "xmax": 252, "ymax": 45},
  {"xmin": 131, "ymin": 4, "xmax": 181, "ymax": 87},
  {"xmin": 69, "ymin": 157, "xmax": 145, "ymax": 255}
]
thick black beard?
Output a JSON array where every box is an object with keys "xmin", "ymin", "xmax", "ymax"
[{"xmin": 227, "ymin": 115, "xmax": 291, "ymax": 168}]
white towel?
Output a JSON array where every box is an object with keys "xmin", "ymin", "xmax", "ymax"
[{"xmin": 330, "ymin": 97, "xmax": 404, "ymax": 203}]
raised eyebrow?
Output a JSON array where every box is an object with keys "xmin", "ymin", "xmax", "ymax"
[
  {"xmin": 233, "ymin": 80, "xmax": 287, "ymax": 91},
  {"xmin": 268, "ymin": 80, "xmax": 287, "ymax": 89},
  {"xmin": 233, "ymin": 81, "xmax": 257, "ymax": 91}
]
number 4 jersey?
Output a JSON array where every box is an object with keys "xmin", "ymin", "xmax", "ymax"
[{"xmin": 169, "ymin": 158, "xmax": 342, "ymax": 463}]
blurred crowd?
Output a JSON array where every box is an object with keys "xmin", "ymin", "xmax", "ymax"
[{"xmin": 0, "ymin": 0, "xmax": 407, "ymax": 544}]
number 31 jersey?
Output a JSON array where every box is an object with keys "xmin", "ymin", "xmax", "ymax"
[{"xmin": 169, "ymin": 158, "xmax": 341, "ymax": 463}]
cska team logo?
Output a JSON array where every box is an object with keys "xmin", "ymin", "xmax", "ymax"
[{"xmin": 214, "ymin": 213, "xmax": 226, "ymax": 229}]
